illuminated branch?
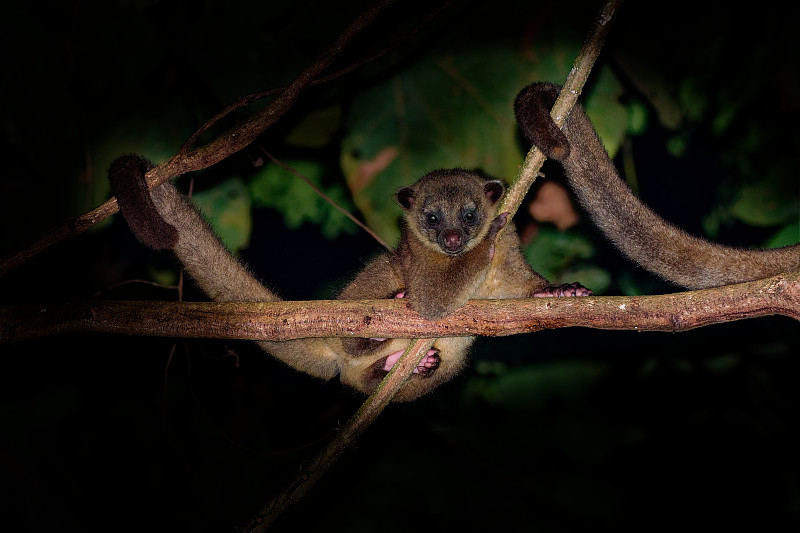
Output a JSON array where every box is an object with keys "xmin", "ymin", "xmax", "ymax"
[{"xmin": 2, "ymin": 273, "xmax": 798, "ymax": 344}]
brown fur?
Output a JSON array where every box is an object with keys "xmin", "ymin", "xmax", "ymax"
[
  {"xmin": 110, "ymin": 162, "xmax": 585, "ymax": 401},
  {"xmin": 111, "ymin": 82, "xmax": 799, "ymax": 401},
  {"xmin": 515, "ymin": 82, "xmax": 800, "ymax": 289},
  {"xmin": 392, "ymin": 169, "xmax": 511, "ymax": 319},
  {"xmin": 108, "ymin": 155, "xmax": 178, "ymax": 250}
]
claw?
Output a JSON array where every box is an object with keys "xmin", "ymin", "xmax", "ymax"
[{"xmin": 533, "ymin": 282, "xmax": 593, "ymax": 298}]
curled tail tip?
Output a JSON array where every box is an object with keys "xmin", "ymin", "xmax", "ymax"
[
  {"xmin": 514, "ymin": 82, "xmax": 570, "ymax": 161},
  {"xmin": 547, "ymin": 143, "xmax": 570, "ymax": 161},
  {"xmin": 108, "ymin": 154, "xmax": 178, "ymax": 251}
]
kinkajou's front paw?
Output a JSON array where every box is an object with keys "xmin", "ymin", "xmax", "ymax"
[
  {"xmin": 489, "ymin": 212, "xmax": 509, "ymax": 237},
  {"xmin": 533, "ymin": 282, "xmax": 593, "ymax": 298},
  {"xmin": 370, "ymin": 289, "xmax": 407, "ymax": 342},
  {"xmin": 486, "ymin": 212, "xmax": 509, "ymax": 261}
]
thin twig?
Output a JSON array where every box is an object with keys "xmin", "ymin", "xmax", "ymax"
[
  {"xmin": 499, "ymin": 0, "xmax": 624, "ymax": 215},
  {"xmin": 241, "ymin": 337, "xmax": 435, "ymax": 533},
  {"xmin": 259, "ymin": 148, "xmax": 390, "ymax": 249},
  {"xmin": 179, "ymin": 1, "xmax": 455, "ymax": 155},
  {"xmin": 0, "ymin": 0, "xmax": 399, "ymax": 278}
]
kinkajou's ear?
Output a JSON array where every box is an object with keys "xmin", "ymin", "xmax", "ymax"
[
  {"xmin": 483, "ymin": 180, "xmax": 504, "ymax": 204},
  {"xmin": 108, "ymin": 155, "xmax": 178, "ymax": 250},
  {"xmin": 513, "ymin": 82, "xmax": 571, "ymax": 161},
  {"xmin": 396, "ymin": 186, "xmax": 416, "ymax": 210}
]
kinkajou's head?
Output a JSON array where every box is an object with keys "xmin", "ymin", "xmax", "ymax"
[{"xmin": 396, "ymin": 169, "xmax": 505, "ymax": 255}]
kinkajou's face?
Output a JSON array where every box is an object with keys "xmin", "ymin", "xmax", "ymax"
[{"xmin": 396, "ymin": 170, "xmax": 504, "ymax": 257}]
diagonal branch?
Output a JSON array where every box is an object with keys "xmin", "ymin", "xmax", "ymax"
[
  {"xmin": 179, "ymin": 1, "xmax": 455, "ymax": 156},
  {"xmin": 251, "ymin": 0, "xmax": 626, "ymax": 529},
  {"xmin": 375, "ymin": 0, "xmax": 626, "ymax": 441},
  {"xmin": 0, "ymin": 0, "xmax": 400, "ymax": 278},
  {"xmin": 499, "ymin": 0, "xmax": 624, "ymax": 217},
  {"xmin": 259, "ymin": 148, "xmax": 390, "ymax": 249}
]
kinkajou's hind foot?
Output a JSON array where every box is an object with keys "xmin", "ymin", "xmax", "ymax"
[
  {"xmin": 414, "ymin": 348, "xmax": 441, "ymax": 374},
  {"xmin": 533, "ymin": 282, "xmax": 593, "ymax": 298},
  {"xmin": 382, "ymin": 348, "xmax": 441, "ymax": 374}
]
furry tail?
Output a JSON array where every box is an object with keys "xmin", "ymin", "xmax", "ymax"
[
  {"xmin": 515, "ymin": 83, "xmax": 800, "ymax": 289},
  {"xmin": 108, "ymin": 156, "xmax": 341, "ymax": 379}
]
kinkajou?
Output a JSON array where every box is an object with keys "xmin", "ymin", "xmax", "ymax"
[{"xmin": 109, "ymin": 159, "xmax": 590, "ymax": 401}]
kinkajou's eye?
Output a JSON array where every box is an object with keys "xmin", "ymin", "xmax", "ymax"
[
  {"xmin": 426, "ymin": 213, "xmax": 439, "ymax": 226},
  {"xmin": 462, "ymin": 209, "xmax": 476, "ymax": 224}
]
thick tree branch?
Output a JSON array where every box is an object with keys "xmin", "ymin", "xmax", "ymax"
[{"xmin": 5, "ymin": 273, "xmax": 796, "ymax": 345}]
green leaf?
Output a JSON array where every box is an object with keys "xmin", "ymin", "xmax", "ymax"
[
  {"xmin": 728, "ymin": 174, "xmax": 799, "ymax": 227},
  {"xmin": 250, "ymin": 159, "xmax": 357, "ymax": 239},
  {"xmin": 616, "ymin": 270, "xmax": 658, "ymax": 296},
  {"xmin": 341, "ymin": 42, "xmax": 632, "ymax": 246},
  {"xmin": 678, "ymin": 78, "xmax": 708, "ymax": 123},
  {"xmin": 341, "ymin": 48, "xmax": 530, "ymax": 245},
  {"xmin": 665, "ymin": 135, "xmax": 688, "ymax": 158},
  {"xmin": 192, "ymin": 178, "xmax": 252, "ymax": 253},
  {"xmin": 523, "ymin": 227, "xmax": 595, "ymax": 284},
  {"xmin": 464, "ymin": 361, "xmax": 608, "ymax": 412},
  {"xmin": 147, "ymin": 267, "xmax": 180, "ymax": 289},
  {"xmin": 625, "ymin": 99, "xmax": 650, "ymax": 137},
  {"xmin": 284, "ymin": 105, "xmax": 343, "ymax": 148},
  {"xmin": 765, "ymin": 221, "xmax": 800, "ymax": 248},
  {"xmin": 583, "ymin": 67, "xmax": 628, "ymax": 158}
]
